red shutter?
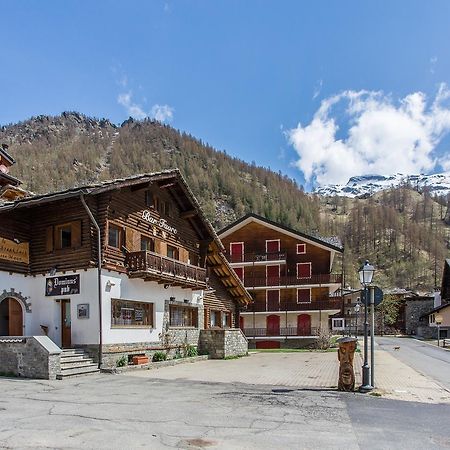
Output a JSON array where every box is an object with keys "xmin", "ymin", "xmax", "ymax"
[
  {"xmin": 230, "ymin": 243, "xmax": 244, "ymax": 263},
  {"xmin": 266, "ymin": 240, "xmax": 280, "ymax": 253},
  {"xmin": 267, "ymin": 290, "xmax": 280, "ymax": 310},
  {"xmin": 297, "ymin": 289, "xmax": 311, "ymax": 303},
  {"xmin": 266, "ymin": 265, "xmax": 280, "ymax": 286},
  {"xmin": 234, "ymin": 267, "xmax": 244, "ymax": 282},
  {"xmin": 297, "ymin": 263, "xmax": 311, "ymax": 278}
]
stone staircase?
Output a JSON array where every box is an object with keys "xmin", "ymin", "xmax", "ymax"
[{"xmin": 57, "ymin": 348, "xmax": 100, "ymax": 379}]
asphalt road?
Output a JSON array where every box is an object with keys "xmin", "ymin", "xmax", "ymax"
[
  {"xmin": 0, "ymin": 373, "xmax": 449, "ymax": 449},
  {"xmin": 377, "ymin": 336, "xmax": 450, "ymax": 390}
]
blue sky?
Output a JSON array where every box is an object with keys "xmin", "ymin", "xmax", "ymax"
[{"xmin": 2, "ymin": 1, "xmax": 450, "ymax": 189}]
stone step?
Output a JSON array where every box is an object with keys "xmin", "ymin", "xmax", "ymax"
[
  {"xmin": 60, "ymin": 355, "xmax": 92, "ymax": 364},
  {"xmin": 57, "ymin": 365, "xmax": 100, "ymax": 379},
  {"xmin": 60, "ymin": 361, "xmax": 97, "ymax": 370},
  {"xmin": 61, "ymin": 348, "xmax": 85, "ymax": 356}
]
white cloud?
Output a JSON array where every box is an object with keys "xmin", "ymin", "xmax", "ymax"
[
  {"xmin": 117, "ymin": 92, "xmax": 147, "ymax": 120},
  {"xmin": 312, "ymin": 79, "xmax": 323, "ymax": 100},
  {"xmin": 117, "ymin": 92, "xmax": 174, "ymax": 122},
  {"xmin": 430, "ymin": 56, "xmax": 438, "ymax": 75},
  {"xmin": 287, "ymin": 84, "xmax": 450, "ymax": 185},
  {"xmin": 150, "ymin": 104, "xmax": 174, "ymax": 122}
]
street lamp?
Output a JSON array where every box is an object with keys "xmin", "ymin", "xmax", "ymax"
[
  {"xmin": 435, "ymin": 314, "xmax": 443, "ymax": 347},
  {"xmin": 358, "ymin": 260, "xmax": 375, "ymax": 392},
  {"xmin": 354, "ymin": 301, "xmax": 361, "ymax": 338}
]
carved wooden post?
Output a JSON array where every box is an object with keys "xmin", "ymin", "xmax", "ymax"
[{"xmin": 337, "ymin": 337, "xmax": 357, "ymax": 391}]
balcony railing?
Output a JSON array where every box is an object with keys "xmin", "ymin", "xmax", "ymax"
[
  {"xmin": 243, "ymin": 327, "xmax": 319, "ymax": 337},
  {"xmin": 126, "ymin": 250, "xmax": 207, "ymax": 288},
  {"xmin": 226, "ymin": 251, "xmax": 287, "ymax": 264},
  {"xmin": 243, "ymin": 273, "xmax": 342, "ymax": 288},
  {"xmin": 242, "ymin": 299, "xmax": 342, "ymax": 312}
]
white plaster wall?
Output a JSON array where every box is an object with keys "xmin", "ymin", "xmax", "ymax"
[{"xmin": 0, "ymin": 268, "xmax": 203, "ymax": 347}]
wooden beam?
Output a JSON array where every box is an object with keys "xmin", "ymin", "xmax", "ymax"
[
  {"xmin": 180, "ymin": 209, "xmax": 197, "ymax": 219},
  {"xmin": 158, "ymin": 182, "xmax": 176, "ymax": 189}
]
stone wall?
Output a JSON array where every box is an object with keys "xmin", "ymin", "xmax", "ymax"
[
  {"xmin": 199, "ymin": 328, "xmax": 248, "ymax": 359},
  {"xmin": 247, "ymin": 338, "xmax": 318, "ymax": 349},
  {"xmin": 405, "ymin": 298, "xmax": 435, "ymax": 335},
  {"xmin": 0, "ymin": 336, "xmax": 61, "ymax": 380}
]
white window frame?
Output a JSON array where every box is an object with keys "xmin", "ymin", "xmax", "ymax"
[
  {"xmin": 230, "ymin": 242, "xmax": 244, "ymax": 262},
  {"xmin": 265, "ymin": 239, "xmax": 280, "ymax": 253},
  {"xmin": 297, "ymin": 262, "xmax": 312, "ymax": 279},
  {"xmin": 296, "ymin": 243, "xmax": 306, "ymax": 254},
  {"xmin": 332, "ymin": 318, "xmax": 345, "ymax": 330},
  {"xmin": 297, "ymin": 288, "xmax": 312, "ymax": 304},
  {"xmin": 266, "ymin": 264, "xmax": 281, "ymax": 286},
  {"xmin": 266, "ymin": 289, "xmax": 280, "ymax": 310},
  {"xmin": 233, "ymin": 266, "xmax": 244, "ymax": 283}
]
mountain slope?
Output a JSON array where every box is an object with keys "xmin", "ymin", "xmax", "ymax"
[{"xmin": 1, "ymin": 112, "xmax": 449, "ymax": 291}]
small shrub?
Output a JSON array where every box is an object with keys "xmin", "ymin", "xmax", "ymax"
[
  {"xmin": 152, "ymin": 351, "xmax": 167, "ymax": 362},
  {"xmin": 185, "ymin": 344, "xmax": 198, "ymax": 358},
  {"xmin": 315, "ymin": 328, "xmax": 332, "ymax": 350},
  {"xmin": 116, "ymin": 356, "xmax": 127, "ymax": 367},
  {"xmin": 173, "ymin": 347, "xmax": 183, "ymax": 359}
]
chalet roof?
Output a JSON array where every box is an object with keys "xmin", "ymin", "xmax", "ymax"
[
  {"xmin": 218, "ymin": 213, "xmax": 344, "ymax": 253},
  {"xmin": 0, "ymin": 171, "xmax": 21, "ymax": 187},
  {"xmin": 0, "ymin": 146, "xmax": 15, "ymax": 165},
  {"xmin": 0, "ymin": 169, "xmax": 224, "ymax": 251}
]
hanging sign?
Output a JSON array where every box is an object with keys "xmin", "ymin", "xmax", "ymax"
[
  {"xmin": 141, "ymin": 210, "xmax": 178, "ymax": 235},
  {"xmin": 0, "ymin": 237, "xmax": 29, "ymax": 264},
  {"xmin": 45, "ymin": 274, "xmax": 80, "ymax": 296}
]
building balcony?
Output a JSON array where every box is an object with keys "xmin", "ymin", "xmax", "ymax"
[
  {"xmin": 243, "ymin": 273, "xmax": 342, "ymax": 289},
  {"xmin": 125, "ymin": 250, "xmax": 207, "ymax": 289},
  {"xmin": 243, "ymin": 327, "xmax": 319, "ymax": 337},
  {"xmin": 226, "ymin": 251, "xmax": 287, "ymax": 265},
  {"xmin": 241, "ymin": 299, "xmax": 342, "ymax": 313}
]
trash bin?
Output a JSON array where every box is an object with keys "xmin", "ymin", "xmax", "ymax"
[{"xmin": 337, "ymin": 336, "xmax": 357, "ymax": 392}]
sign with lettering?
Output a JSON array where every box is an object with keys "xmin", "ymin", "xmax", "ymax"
[
  {"xmin": 141, "ymin": 210, "xmax": 178, "ymax": 235},
  {"xmin": 45, "ymin": 274, "xmax": 80, "ymax": 296},
  {"xmin": 0, "ymin": 237, "xmax": 29, "ymax": 264}
]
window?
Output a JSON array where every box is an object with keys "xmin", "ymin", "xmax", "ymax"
[
  {"xmin": 333, "ymin": 318, "xmax": 344, "ymax": 329},
  {"xmin": 141, "ymin": 236, "xmax": 155, "ymax": 252},
  {"xmin": 111, "ymin": 299, "xmax": 153, "ymax": 327},
  {"xmin": 234, "ymin": 267, "xmax": 244, "ymax": 282},
  {"xmin": 145, "ymin": 190, "xmax": 154, "ymax": 208},
  {"xmin": 146, "ymin": 191, "xmax": 171, "ymax": 216},
  {"xmin": 222, "ymin": 312, "xmax": 231, "ymax": 328},
  {"xmin": 108, "ymin": 224, "xmax": 123, "ymax": 249},
  {"xmin": 297, "ymin": 262, "xmax": 312, "ymax": 279},
  {"xmin": 266, "ymin": 240, "xmax": 280, "ymax": 253},
  {"xmin": 167, "ymin": 245, "xmax": 179, "ymax": 260},
  {"xmin": 297, "ymin": 288, "xmax": 311, "ymax": 303},
  {"xmin": 170, "ymin": 305, "xmax": 198, "ymax": 327},
  {"xmin": 210, "ymin": 310, "xmax": 221, "ymax": 327},
  {"xmin": 230, "ymin": 242, "xmax": 244, "ymax": 263},
  {"xmin": 297, "ymin": 243, "xmax": 306, "ymax": 254},
  {"xmin": 46, "ymin": 221, "xmax": 82, "ymax": 252}
]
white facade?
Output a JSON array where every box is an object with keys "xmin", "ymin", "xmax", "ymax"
[{"xmin": 0, "ymin": 268, "xmax": 202, "ymax": 348}]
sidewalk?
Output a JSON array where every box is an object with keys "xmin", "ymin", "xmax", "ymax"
[{"xmin": 127, "ymin": 346, "xmax": 450, "ymax": 403}]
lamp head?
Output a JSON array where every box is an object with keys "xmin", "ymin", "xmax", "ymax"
[{"xmin": 358, "ymin": 260, "xmax": 375, "ymax": 286}]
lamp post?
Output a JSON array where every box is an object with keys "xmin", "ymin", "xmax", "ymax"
[
  {"xmin": 435, "ymin": 314, "xmax": 443, "ymax": 347},
  {"xmin": 359, "ymin": 260, "xmax": 375, "ymax": 392},
  {"xmin": 354, "ymin": 301, "xmax": 361, "ymax": 338}
]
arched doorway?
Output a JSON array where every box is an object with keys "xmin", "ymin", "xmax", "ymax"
[
  {"xmin": 297, "ymin": 314, "xmax": 311, "ymax": 336},
  {"xmin": 0, "ymin": 298, "xmax": 23, "ymax": 336},
  {"xmin": 266, "ymin": 315, "xmax": 280, "ymax": 336}
]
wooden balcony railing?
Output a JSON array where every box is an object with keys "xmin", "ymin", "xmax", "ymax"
[
  {"xmin": 242, "ymin": 299, "xmax": 342, "ymax": 312},
  {"xmin": 226, "ymin": 251, "xmax": 287, "ymax": 264},
  {"xmin": 126, "ymin": 250, "xmax": 207, "ymax": 288},
  {"xmin": 244, "ymin": 273, "xmax": 342, "ymax": 288},
  {"xmin": 243, "ymin": 327, "xmax": 319, "ymax": 337}
]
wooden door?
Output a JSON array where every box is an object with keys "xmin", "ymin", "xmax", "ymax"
[
  {"xmin": 297, "ymin": 314, "xmax": 311, "ymax": 336},
  {"xmin": 239, "ymin": 316, "xmax": 244, "ymax": 331},
  {"xmin": 61, "ymin": 300, "xmax": 72, "ymax": 348},
  {"xmin": 267, "ymin": 290, "xmax": 280, "ymax": 311},
  {"xmin": 266, "ymin": 315, "xmax": 280, "ymax": 336},
  {"xmin": 8, "ymin": 298, "xmax": 23, "ymax": 336},
  {"xmin": 230, "ymin": 243, "xmax": 244, "ymax": 263},
  {"xmin": 266, "ymin": 265, "xmax": 280, "ymax": 286}
]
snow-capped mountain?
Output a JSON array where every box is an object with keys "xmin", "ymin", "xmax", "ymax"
[{"xmin": 314, "ymin": 173, "xmax": 450, "ymax": 198}]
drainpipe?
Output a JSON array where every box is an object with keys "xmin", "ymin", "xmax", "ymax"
[{"xmin": 80, "ymin": 194, "xmax": 103, "ymax": 369}]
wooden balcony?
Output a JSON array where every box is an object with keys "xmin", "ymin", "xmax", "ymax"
[
  {"xmin": 126, "ymin": 250, "xmax": 207, "ymax": 289},
  {"xmin": 243, "ymin": 273, "xmax": 342, "ymax": 288},
  {"xmin": 242, "ymin": 299, "xmax": 342, "ymax": 312},
  {"xmin": 243, "ymin": 327, "xmax": 319, "ymax": 337},
  {"xmin": 226, "ymin": 251, "xmax": 287, "ymax": 264}
]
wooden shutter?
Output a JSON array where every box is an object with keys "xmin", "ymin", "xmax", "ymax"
[
  {"xmin": 125, "ymin": 228, "xmax": 139, "ymax": 252},
  {"xmin": 72, "ymin": 220, "xmax": 82, "ymax": 248},
  {"xmin": 45, "ymin": 226, "xmax": 54, "ymax": 253}
]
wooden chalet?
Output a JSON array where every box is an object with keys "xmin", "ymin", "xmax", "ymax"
[
  {"xmin": 218, "ymin": 213, "xmax": 343, "ymax": 348},
  {"xmin": 0, "ymin": 162, "xmax": 250, "ymax": 373}
]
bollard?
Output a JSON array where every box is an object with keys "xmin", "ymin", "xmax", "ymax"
[{"xmin": 337, "ymin": 337, "xmax": 358, "ymax": 392}]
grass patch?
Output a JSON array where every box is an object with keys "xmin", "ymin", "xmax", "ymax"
[
  {"xmin": 370, "ymin": 392, "xmax": 382, "ymax": 397},
  {"xmin": 224, "ymin": 354, "xmax": 247, "ymax": 360}
]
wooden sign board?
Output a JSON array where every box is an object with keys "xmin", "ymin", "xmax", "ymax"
[{"xmin": 0, "ymin": 237, "xmax": 29, "ymax": 264}]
